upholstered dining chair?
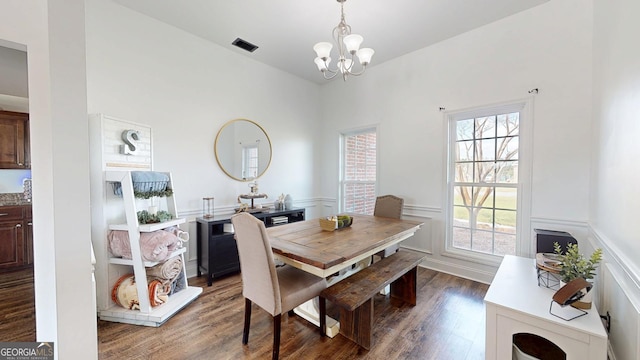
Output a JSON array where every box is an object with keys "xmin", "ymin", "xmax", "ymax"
[
  {"xmin": 230, "ymin": 212, "xmax": 328, "ymax": 360},
  {"xmin": 374, "ymin": 195, "xmax": 405, "ymax": 258}
]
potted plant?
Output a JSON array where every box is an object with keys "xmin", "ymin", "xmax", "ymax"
[{"xmin": 553, "ymin": 242, "xmax": 603, "ymax": 308}]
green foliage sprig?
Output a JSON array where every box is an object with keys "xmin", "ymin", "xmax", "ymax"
[
  {"xmin": 137, "ymin": 210, "xmax": 173, "ymax": 224},
  {"xmin": 553, "ymin": 242, "xmax": 603, "ymax": 282},
  {"xmin": 134, "ymin": 188, "xmax": 173, "ymax": 199}
]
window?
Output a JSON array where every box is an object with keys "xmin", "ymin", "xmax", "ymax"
[
  {"xmin": 242, "ymin": 145, "xmax": 258, "ymax": 180},
  {"xmin": 341, "ymin": 128, "xmax": 377, "ymax": 214},
  {"xmin": 447, "ymin": 103, "xmax": 528, "ymax": 257}
]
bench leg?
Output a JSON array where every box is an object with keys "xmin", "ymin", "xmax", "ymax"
[
  {"xmin": 339, "ymin": 297, "xmax": 374, "ymax": 350},
  {"xmin": 390, "ymin": 266, "xmax": 417, "ymax": 306},
  {"xmin": 319, "ymin": 297, "xmax": 326, "ymax": 336}
]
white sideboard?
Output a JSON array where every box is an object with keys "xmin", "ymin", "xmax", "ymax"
[{"xmin": 484, "ymin": 255, "xmax": 607, "ymax": 360}]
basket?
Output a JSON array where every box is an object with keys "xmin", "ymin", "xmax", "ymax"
[
  {"xmin": 319, "ymin": 216, "xmax": 354, "ymax": 231},
  {"xmin": 319, "ymin": 218, "xmax": 337, "ymax": 231}
]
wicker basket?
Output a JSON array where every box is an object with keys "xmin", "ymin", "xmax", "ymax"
[
  {"xmin": 319, "ymin": 218, "xmax": 338, "ymax": 231},
  {"xmin": 319, "ymin": 216, "xmax": 354, "ymax": 231}
]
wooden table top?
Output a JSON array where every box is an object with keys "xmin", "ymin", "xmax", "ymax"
[{"xmin": 267, "ymin": 214, "xmax": 423, "ymax": 278}]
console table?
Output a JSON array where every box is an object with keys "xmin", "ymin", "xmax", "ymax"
[
  {"xmin": 196, "ymin": 208, "xmax": 305, "ymax": 286},
  {"xmin": 484, "ymin": 255, "xmax": 607, "ymax": 360}
]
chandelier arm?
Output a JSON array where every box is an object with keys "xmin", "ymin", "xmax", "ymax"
[
  {"xmin": 321, "ymin": 58, "xmax": 339, "ymax": 75},
  {"xmin": 346, "ymin": 63, "xmax": 368, "ymax": 76},
  {"xmin": 323, "ymin": 71, "xmax": 339, "ymax": 80}
]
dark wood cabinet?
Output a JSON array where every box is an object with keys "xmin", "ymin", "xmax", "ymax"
[
  {"xmin": 196, "ymin": 208, "xmax": 305, "ymax": 286},
  {"xmin": 25, "ymin": 207, "xmax": 33, "ymax": 265},
  {"xmin": 0, "ymin": 111, "xmax": 30, "ymax": 169},
  {"xmin": 0, "ymin": 205, "xmax": 31, "ymax": 271}
]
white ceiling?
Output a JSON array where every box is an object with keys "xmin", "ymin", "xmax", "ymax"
[{"xmin": 112, "ymin": 0, "xmax": 550, "ymax": 84}]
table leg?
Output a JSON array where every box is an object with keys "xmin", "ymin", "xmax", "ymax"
[
  {"xmin": 293, "ymin": 258, "xmax": 372, "ymax": 337},
  {"xmin": 294, "ymin": 298, "xmax": 340, "ymax": 338}
]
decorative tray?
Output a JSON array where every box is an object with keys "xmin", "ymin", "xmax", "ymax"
[
  {"xmin": 319, "ymin": 215, "xmax": 353, "ymax": 231},
  {"xmin": 535, "ymin": 253, "xmax": 562, "ymax": 273}
]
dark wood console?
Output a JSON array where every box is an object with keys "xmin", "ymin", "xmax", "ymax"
[{"xmin": 196, "ymin": 208, "xmax": 305, "ymax": 286}]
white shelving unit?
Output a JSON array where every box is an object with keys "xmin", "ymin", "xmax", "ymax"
[{"xmin": 99, "ymin": 170, "xmax": 202, "ymax": 326}]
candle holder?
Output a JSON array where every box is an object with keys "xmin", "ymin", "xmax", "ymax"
[{"xmin": 203, "ymin": 197, "xmax": 214, "ymax": 218}]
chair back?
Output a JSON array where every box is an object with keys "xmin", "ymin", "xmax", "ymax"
[
  {"xmin": 231, "ymin": 212, "xmax": 282, "ymax": 316},
  {"xmin": 374, "ymin": 195, "xmax": 404, "ymax": 219}
]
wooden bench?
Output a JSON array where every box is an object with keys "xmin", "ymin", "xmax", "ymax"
[{"xmin": 319, "ymin": 249, "xmax": 426, "ymax": 349}]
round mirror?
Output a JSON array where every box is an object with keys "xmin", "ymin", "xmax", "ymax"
[{"xmin": 214, "ymin": 119, "xmax": 272, "ymax": 181}]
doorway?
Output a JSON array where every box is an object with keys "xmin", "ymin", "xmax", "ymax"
[{"xmin": 0, "ymin": 43, "xmax": 35, "ymax": 341}]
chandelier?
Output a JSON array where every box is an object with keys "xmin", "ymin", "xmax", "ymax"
[{"xmin": 313, "ymin": 0, "xmax": 375, "ymax": 81}]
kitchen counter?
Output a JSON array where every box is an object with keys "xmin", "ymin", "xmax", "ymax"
[{"xmin": 0, "ymin": 193, "xmax": 32, "ymax": 206}]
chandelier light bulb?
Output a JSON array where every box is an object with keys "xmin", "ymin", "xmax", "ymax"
[
  {"xmin": 356, "ymin": 48, "xmax": 375, "ymax": 65},
  {"xmin": 313, "ymin": 42, "xmax": 333, "ymax": 60},
  {"xmin": 343, "ymin": 34, "xmax": 363, "ymax": 54},
  {"xmin": 339, "ymin": 58, "xmax": 353, "ymax": 73},
  {"xmin": 314, "ymin": 57, "xmax": 330, "ymax": 71}
]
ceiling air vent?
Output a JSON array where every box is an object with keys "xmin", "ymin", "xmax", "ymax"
[{"xmin": 232, "ymin": 38, "xmax": 258, "ymax": 53}]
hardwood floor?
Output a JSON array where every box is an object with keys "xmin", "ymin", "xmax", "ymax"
[
  {"xmin": 0, "ymin": 267, "xmax": 35, "ymax": 342},
  {"xmin": 1, "ymin": 267, "xmax": 489, "ymax": 359}
]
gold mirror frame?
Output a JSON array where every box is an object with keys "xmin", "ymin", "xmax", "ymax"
[{"xmin": 214, "ymin": 118, "xmax": 272, "ymax": 181}]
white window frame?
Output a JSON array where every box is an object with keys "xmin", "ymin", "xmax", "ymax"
[
  {"xmin": 242, "ymin": 145, "xmax": 258, "ymax": 180},
  {"xmin": 444, "ymin": 99, "xmax": 533, "ymax": 265},
  {"xmin": 339, "ymin": 126, "xmax": 379, "ymax": 214}
]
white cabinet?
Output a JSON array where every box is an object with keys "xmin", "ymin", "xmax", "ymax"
[
  {"xmin": 98, "ymin": 170, "xmax": 201, "ymax": 326},
  {"xmin": 484, "ymin": 255, "xmax": 607, "ymax": 360}
]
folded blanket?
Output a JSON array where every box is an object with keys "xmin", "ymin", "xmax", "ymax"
[
  {"xmin": 170, "ymin": 270, "xmax": 186, "ymax": 295},
  {"xmin": 113, "ymin": 171, "xmax": 169, "ymax": 196},
  {"xmin": 108, "ymin": 230, "xmax": 182, "ymax": 262},
  {"xmin": 111, "ymin": 274, "xmax": 170, "ymax": 310},
  {"xmin": 148, "ymin": 279, "xmax": 170, "ymax": 307},
  {"xmin": 164, "ymin": 226, "xmax": 189, "ymax": 242},
  {"xmin": 146, "ymin": 256, "xmax": 182, "ymax": 282}
]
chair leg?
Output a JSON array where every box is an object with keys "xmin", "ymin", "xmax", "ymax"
[
  {"xmin": 272, "ymin": 314, "xmax": 281, "ymax": 360},
  {"xmin": 242, "ymin": 298, "xmax": 251, "ymax": 345},
  {"xmin": 319, "ymin": 296, "xmax": 326, "ymax": 336}
]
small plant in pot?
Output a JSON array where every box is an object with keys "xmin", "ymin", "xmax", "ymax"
[{"xmin": 553, "ymin": 242, "xmax": 603, "ymax": 309}]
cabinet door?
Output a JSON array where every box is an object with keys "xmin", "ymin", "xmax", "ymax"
[
  {"xmin": 212, "ymin": 234, "xmax": 240, "ymax": 275},
  {"xmin": 0, "ymin": 111, "xmax": 29, "ymax": 169},
  {"xmin": 0, "ymin": 220, "xmax": 24, "ymax": 270}
]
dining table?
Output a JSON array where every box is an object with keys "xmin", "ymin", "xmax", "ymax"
[{"xmin": 266, "ymin": 214, "xmax": 424, "ymax": 337}]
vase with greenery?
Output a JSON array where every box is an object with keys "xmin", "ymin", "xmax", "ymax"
[
  {"xmin": 553, "ymin": 242, "xmax": 602, "ymax": 309},
  {"xmin": 553, "ymin": 242, "xmax": 603, "ymax": 283}
]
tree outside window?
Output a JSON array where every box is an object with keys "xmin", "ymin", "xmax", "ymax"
[{"xmin": 452, "ymin": 112, "xmax": 519, "ymax": 255}]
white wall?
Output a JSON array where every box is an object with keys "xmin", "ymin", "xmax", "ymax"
[
  {"xmin": 0, "ymin": 170, "xmax": 31, "ymax": 193},
  {"xmin": 85, "ymin": 0, "xmax": 321, "ymax": 213},
  {"xmin": 591, "ymin": 0, "xmax": 640, "ymax": 284},
  {"xmin": 591, "ymin": 0, "xmax": 640, "ymax": 358},
  {"xmin": 84, "ymin": 0, "xmax": 322, "ymax": 276},
  {"xmin": 0, "ymin": 45, "xmax": 28, "ymax": 97},
  {"xmin": 0, "ymin": 0, "xmax": 97, "ymax": 359},
  {"xmin": 318, "ymin": 0, "xmax": 594, "ymax": 282}
]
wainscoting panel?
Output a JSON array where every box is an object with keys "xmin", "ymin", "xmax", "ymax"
[
  {"xmin": 602, "ymin": 263, "xmax": 640, "ymax": 360},
  {"xmin": 400, "ymin": 215, "xmax": 432, "ymax": 255},
  {"xmin": 589, "ymin": 225, "xmax": 640, "ymax": 360}
]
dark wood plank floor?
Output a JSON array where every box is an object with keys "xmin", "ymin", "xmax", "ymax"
[
  {"xmin": 1, "ymin": 267, "xmax": 489, "ymax": 359},
  {"xmin": 0, "ymin": 267, "xmax": 36, "ymax": 342}
]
